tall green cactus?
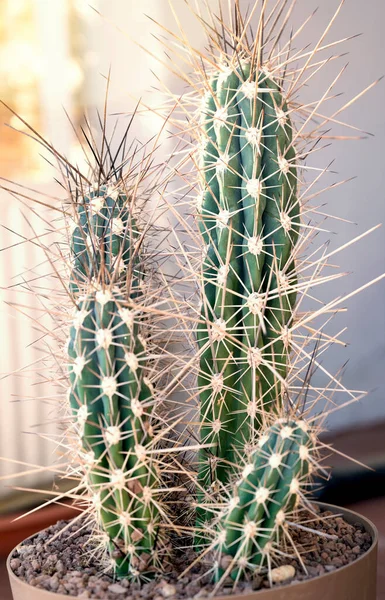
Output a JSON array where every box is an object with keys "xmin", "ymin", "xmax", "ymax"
[
  {"xmin": 67, "ymin": 186, "xmax": 161, "ymax": 578},
  {"xmin": 214, "ymin": 418, "xmax": 314, "ymax": 581},
  {"xmin": 196, "ymin": 61, "xmax": 300, "ymax": 502}
]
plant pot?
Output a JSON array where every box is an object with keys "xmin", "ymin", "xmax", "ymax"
[{"xmin": 7, "ymin": 502, "xmax": 378, "ymax": 600}]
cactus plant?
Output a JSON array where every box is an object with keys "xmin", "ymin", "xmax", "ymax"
[{"xmin": 3, "ymin": 0, "xmax": 383, "ymax": 594}]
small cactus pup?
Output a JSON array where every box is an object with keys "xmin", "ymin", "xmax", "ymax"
[
  {"xmin": 67, "ymin": 284, "xmax": 162, "ymax": 578},
  {"xmin": 212, "ymin": 417, "xmax": 316, "ymax": 584},
  {"xmin": 195, "ymin": 32, "xmax": 299, "ymax": 518}
]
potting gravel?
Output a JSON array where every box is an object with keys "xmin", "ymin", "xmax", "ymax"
[{"xmin": 9, "ymin": 508, "xmax": 372, "ymax": 599}]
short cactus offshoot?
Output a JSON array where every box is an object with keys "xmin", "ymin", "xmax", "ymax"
[{"xmin": 213, "ymin": 418, "xmax": 315, "ymax": 583}]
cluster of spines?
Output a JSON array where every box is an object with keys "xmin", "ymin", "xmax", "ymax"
[
  {"xmin": 196, "ymin": 58, "xmax": 300, "ymax": 505},
  {"xmin": 212, "ymin": 418, "xmax": 314, "ymax": 582},
  {"xmin": 69, "ymin": 183, "xmax": 141, "ymax": 294}
]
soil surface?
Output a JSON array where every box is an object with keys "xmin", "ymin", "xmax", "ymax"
[{"xmin": 9, "ymin": 509, "xmax": 372, "ymax": 599}]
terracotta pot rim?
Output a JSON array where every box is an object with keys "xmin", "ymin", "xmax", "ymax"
[{"xmin": 6, "ymin": 502, "xmax": 379, "ymax": 600}]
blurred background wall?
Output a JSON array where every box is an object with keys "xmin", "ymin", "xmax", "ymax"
[{"xmin": 0, "ymin": 0, "xmax": 384, "ymax": 495}]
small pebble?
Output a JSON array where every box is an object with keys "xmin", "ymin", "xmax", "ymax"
[
  {"xmin": 108, "ymin": 583, "xmax": 127, "ymax": 594},
  {"xmin": 160, "ymin": 583, "xmax": 177, "ymax": 597},
  {"xmin": 270, "ymin": 565, "xmax": 296, "ymax": 583},
  {"xmin": 10, "ymin": 559, "xmax": 21, "ymax": 570}
]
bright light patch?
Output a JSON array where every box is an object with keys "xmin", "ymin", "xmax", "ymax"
[
  {"xmin": 196, "ymin": 191, "xmax": 204, "ymax": 213},
  {"xmin": 217, "ymin": 67, "xmax": 232, "ymax": 87},
  {"xmin": 77, "ymin": 404, "xmax": 89, "ymax": 425},
  {"xmin": 299, "ymin": 445, "xmax": 310, "ymax": 461},
  {"xmin": 258, "ymin": 434, "xmax": 269, "ymax": 448},
  {"xmin": 246, "ymin": 400, "xmax": 257, "ymax": 418},
  {"xmin": 297, "ymin": 420, "xmax": 309, "ymax": 433},
  {"xmin": 216, "ymin": 153, "xmax": 230, "ymax": 175},
  {"xmin": 107, "ymin": 187, "xmax": 119, "ymax": 201},
  {"xmin": 278, "ymin": 271, "xmax": 290, "ymax": 291},
  {"xmin": 278, "ymin": 155, "xmax": 290, "ymax": 174},
  {"xmin": 244, "ymin": 521, "xmax": 257, "ymax": 539},
  {"xmin": 280, "ymin": 212, "xmax": 292, "ymax": 232},
  {"xmin": 110, "ymin": 469, "xmax": 126, "ymax": 490},
  {"xmin": 142, "ymin": 486, "xmax": 152, "ymax": 504},
  {"xmin": 119, "ymin": 511, "xmax": 132, "ymax": 527},
  {"xmin": 280, "ymin": 425, "xmax": 294, "ymax": 439},
  {"xmin": 90, "ymin": 195, "xmax": 104, "ymax": 213},
  {"xmin": 214, "ymin": 107, "xmax": 228, "ymax": 133},
  {"xmin": 242, "ymin": 464, "xmax": 254, "ymax": 479},
  {"xmin": 281, "ymin": 325, "xmax": 292, "ymax": 349},
  {"xmin": 135, "ymin": 444, "xmax": 146, "ymax": 462},
  {"xmin": 228, "ymin": 495, "xmax": 239, "ymax": 510},
  {"xmin": 73, "ymin": 309, "xmax": 88, "ymax": 330},
  {"xmin": 92, "ymin": 492, "xmax": 102, "ymax": 511},
  {"xmin": 276, "ymin": 108, "xmax": 288, "ymax": 127},
  {"xmin": 131, "ymin": 398, "xmax": 144, "ymax": 418},
  {"xmin": 290, "ymin": 478, "xmax": 300, "ymax": 494},
  {"xmin": 269, "ymin": 453, "xmax": 283, "ymax": 469}
]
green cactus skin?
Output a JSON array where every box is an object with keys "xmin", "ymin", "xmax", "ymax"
[
  {"xmin": 214, "ymin": 419, "xmax": 313, "ymax": 581},
  {"xmin": 67, "ymin": 289, "xmax": 160, "ymax": 578},
  {"xmin": 196, "ymin": 62, "xmax": 300, "ymax": 512},
  {"xmin": 70, "ymin": 184, "xmax": 141, "ymax": 294}
]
